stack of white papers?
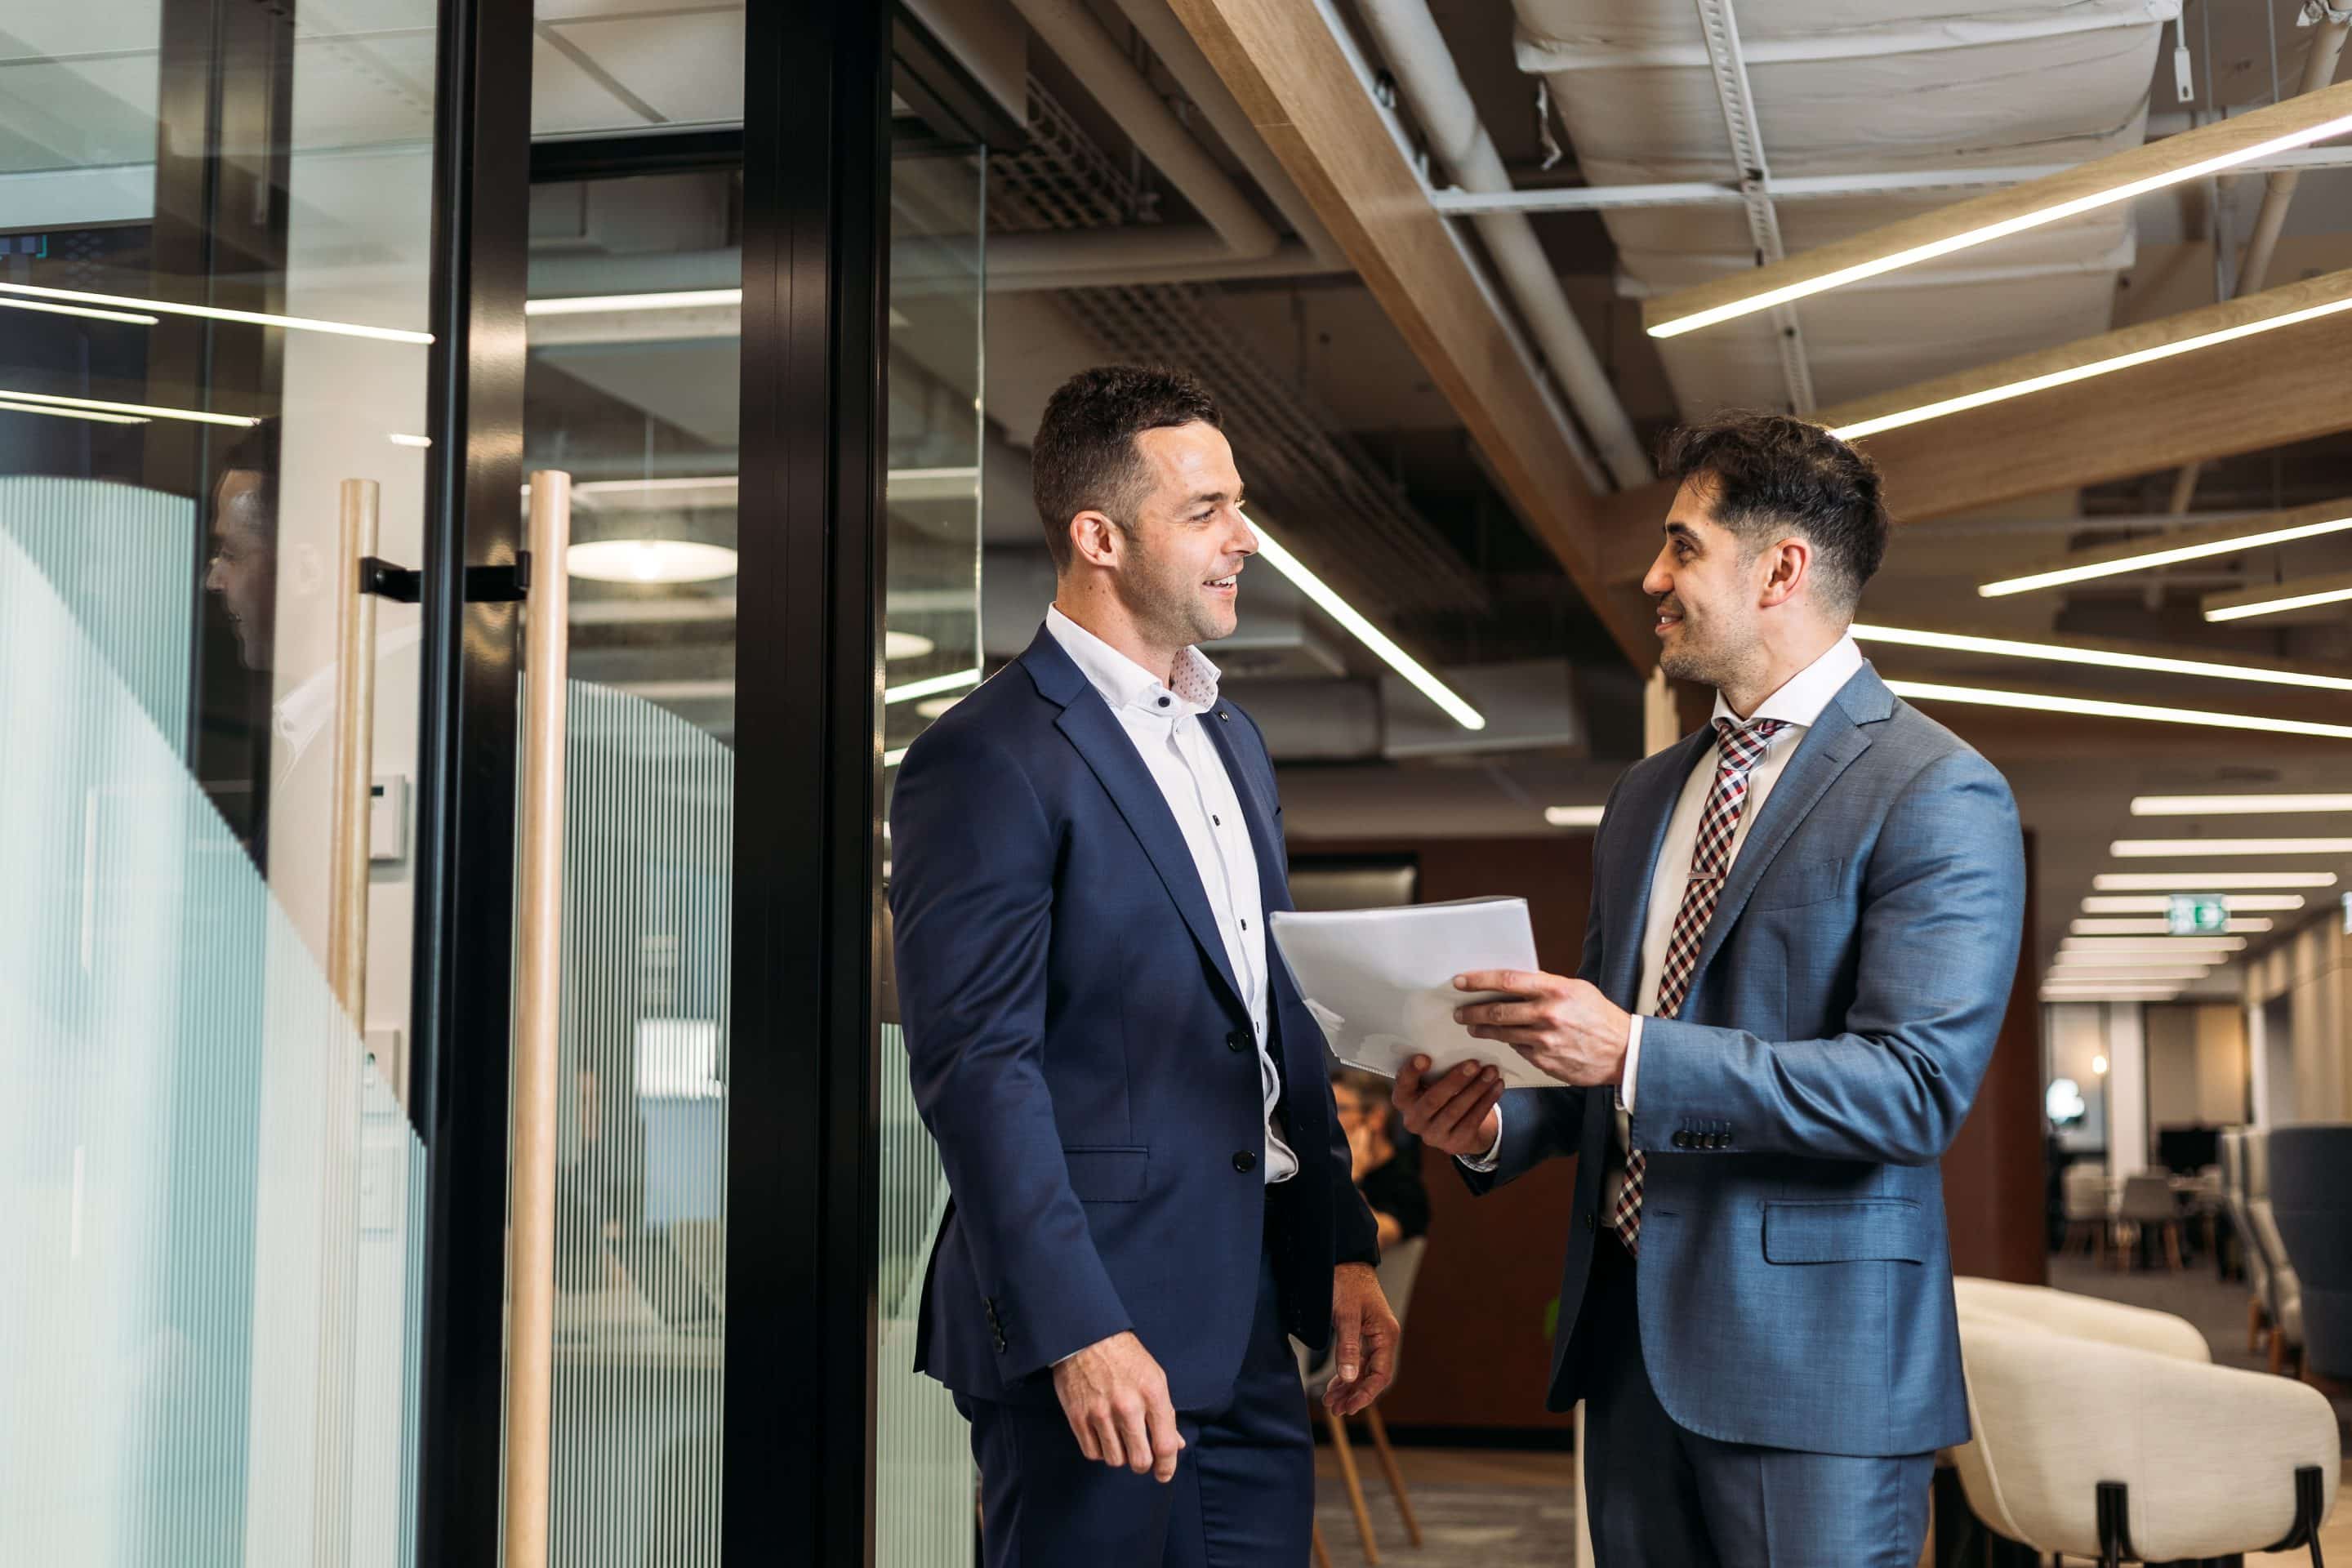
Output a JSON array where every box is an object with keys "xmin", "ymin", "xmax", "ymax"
[{"xmin": 1268, "ymin": 897, "xmax": 1557, "ymax": 1091}]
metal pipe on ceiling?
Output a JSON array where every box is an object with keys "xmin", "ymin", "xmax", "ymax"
[
  {"xmin": 1352, "ymin": 0, "xmax": 1654, "ymax": 489},
  {"xmin": 2167, "ymin": 13, "xmax": 2352, "ymax": 516}
]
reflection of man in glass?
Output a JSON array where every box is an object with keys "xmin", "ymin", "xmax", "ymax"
[{"xmin": 205, "ymin": 420, "xmax": 278, "ymax": 670}]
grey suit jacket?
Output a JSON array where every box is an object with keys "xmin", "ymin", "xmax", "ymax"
[{"xmin": 1465, "ymin": 663, "xmax": 2025, "ymax": 1457}]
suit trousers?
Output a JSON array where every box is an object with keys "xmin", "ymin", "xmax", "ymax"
[
  {"xmin": 958, "ymin": 1222, "xmax": 1312, "ymax": 1568},
  {"xmin": 1581, "ymin": 1232, "xmax": 1933, "ymax": 1567}
]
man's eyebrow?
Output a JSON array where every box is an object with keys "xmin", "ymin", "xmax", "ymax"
[{"xmin": 1185, "ymin": 488, "xmax": 1241, "ymax": 507}]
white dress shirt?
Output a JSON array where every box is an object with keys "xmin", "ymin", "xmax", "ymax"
[
  {"xmin": 1464, "ymin": 635, "xmax": 1866, "ymax": 1179},
  {"xmin": 1046, "ymin": 608, "xmax": 1298, "ymax": 1185}
]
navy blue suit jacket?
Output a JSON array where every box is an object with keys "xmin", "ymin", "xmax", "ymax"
[
  {"xmin": 1467, "ymin": 666, "xmax": 2025, "ymax": 1457},
  {"xmin": 889, "ymin": 625, "xmax": 1380, "ymax": 1411}
]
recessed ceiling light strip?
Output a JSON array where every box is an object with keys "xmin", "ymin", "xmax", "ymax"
[
  {"xmin": 2081, "ymin": 894, "xmax": 2304, "ymax": 914},
  {"xmin": 1828, "ymin": 283, "xmax": 2352, "ymax": 442},
  {"xmin": 1853, "ymin": 623, "xmax": 2352, "ymax": 693},
  {"xmin": 0, "ymin": 296, "xmax": 159, "ymax": 325},
  {"xmin": 2092, "ymin": 871, "xmax": 2337, "ymax": 890},
  {"xmin": 2203, "ymin": 569, "xmax": 2352, "ymax": 622},
  {"xmin": 884, "ymin": 668, "xmax": 982, "ymax": 706},
  {"xmin": 1243, "ymin": 511, "xmax": 1486, "ymax": 732},
  {"xmin": 2071, "ymin": 917, "xmax": 2273, "ymax": 935},
  {"xmin": 2131, "ymin": 793, "xmax": 2352, "ymax": 816},
  {"xmin": 1883, "ymin": 679, "xmax": 2352, "ymax": 742},
  {"xmin": 1976, "ymin": 501, "xmax": 2352, "ymax": 599},
  {"xmin": 0, "ymin": 398, "xmax": 150, "ymax": 426},
  {"xmin": 524, "ymin": 289, "xmax": 743, "ymax": 317},
  {"xmin": 0, "ymin": 388, "xmax": 252, "ymax": 427},
  {"xmin": 0, "ymin": 281, "xmax": 430, "ymax": 345},
  {"xmin": 2111, "ymin": 837, "xmax": 2352, "ymax": 858},
  {"xmin": 1644, "ymin": 83, "xmax": 2352, "ymax": 338}
]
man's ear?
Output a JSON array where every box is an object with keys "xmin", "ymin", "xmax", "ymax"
[
  {"xmin": 1757, "ymin": 537, "xmax": 1810, "ymax": 609},
  {"xmin": 1068, "ymin": 509, "xmax": 1123, "ymax": 570}
]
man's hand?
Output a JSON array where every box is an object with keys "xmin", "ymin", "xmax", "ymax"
[
  {"xmin": 1453, "ymin": 969, "xmax": 1631, "ymax": 1089},
  {"xmin": 1392, "ymin": 1057, "xmax": 1503, "ymax": 1158},
  {"xmin": 1051, "ymin": 1331, "xmax": 1185, "ymax": 1482},
  {"xmin": 1325, "ymin": 1263, "xmax": 1398, "ymax": 1417}
]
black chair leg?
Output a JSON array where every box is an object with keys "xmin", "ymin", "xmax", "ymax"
[{"xmin": 2097, "ymin": 1481, "xmax": 2136, "ymax": 1568}]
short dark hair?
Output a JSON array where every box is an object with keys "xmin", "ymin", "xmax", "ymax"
[
  {"xmin": 1031, "ymin": 365, "xmax": 1221, "ymax": 572},
  {"xmin": 1657, "ymin": 412, "xmax": 1888, "ymax": 613}
]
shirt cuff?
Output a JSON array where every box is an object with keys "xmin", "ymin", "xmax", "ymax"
[
  {"xmin": 1457, "ymin": 1106, "xmax": 1504, "ymax": 1174},
  {"xmin": 1620, "ymin": 1015, "xmax": 1646, "ymax": 1115}
]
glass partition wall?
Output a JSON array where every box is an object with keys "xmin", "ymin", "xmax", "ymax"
[
  {"xmin": 0, "ymin": 0, "xmax": 441, "ymax": 1557},
  {"xmin": 2, "ymin": 0, "xmax": 983, "ymax": 1559}
]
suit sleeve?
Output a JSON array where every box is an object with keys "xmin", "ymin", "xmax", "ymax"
[
  {"xmin": 1628, "ymin": 749, "xmax": 2025, "ymax": 1166},
  {"xmin": 888, "ymin": 723, "xmax": 1130, "ymax": 1381},
  {"xmin": 1459, "ymin": 769, "xmax": 1628, "ymax": 1195}
]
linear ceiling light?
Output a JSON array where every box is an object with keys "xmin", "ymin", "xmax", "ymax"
[
  {"xmin": 1852, "ymin": 624, "xmax": 2352, "ymax": 694},
  {"xmin": 1828, "ymin": 283, "xmax": 2352, "ymax": 443},
  {"xmin": 1977, "ymin": 501, "xmax": 2352, "ymax": 599},
  {"xmin": 1642, "ymin": 82, "xmax": 2352, "ymax": 338},
  {"xmin": 0, "ymin": 389, "xmax": 252, "ymax": 428},
  {"xmin": 2060, "ymin": 937, "xmax": 2247, "ymax": 954},
  {"xmin": 1883, "ymin": 679, "xmax": 2352, "ymax": 742},
  {"xmin": 2054, "ymin": 947, "xmax": 2234, "ymax": 965},
  {"xmin": 1544, "ymin": 805, "xmax": 1606, "ymax": 828},
  {"xmin": 2082, "ymin": 895, "xmax": 2305, "ymax": 914},
  {"xmin": 0, "ymin": 296, "xmax": 158, "ymax": 325},
  {"xmin": 2094, "ymin": 871, "xmax": 2338, "ymax": 890},
  {"xmin": 0, "ymin": 398, "xmax": 149, "ymax": 425},
  {"xmin": 2051, "ymin": 968, "xmax": 2211, "ymax": 982},
  {"xmin": 0, "ymin": 281, "xmax": 431, "ymax": 345},
  {"xmin": 2204, "ymin": 570, "xmax": 2352, "ymax": 623},
  {"xmin": 1243, "ymin": 511, "xmax": 1486, "ymax": 731},
  {"xmin": 525, "ymin": 289, "xmax": 743, "ymax": 317},
  {"xmin": 2072, "ymin": 917, "xmax": 2273, "ymax": 935},
  {"xmin": 885, "ymin": 668, "xmax": 982, "ymax": 706},
  {"xmin": 2112, "ymin": 838, "xmax": 2352, "ymax": 858},
  {"xmin": 2132, "ymin": 794, "xmax": 2352, "ymax": 816},
  {"xmin": 2042, "ymin": 987, "xmax": 2185, "ymax": 1000}
]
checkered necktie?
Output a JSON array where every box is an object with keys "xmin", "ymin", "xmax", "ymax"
[{"xmin": 1610, "ymin": 715, "xmax": 1789, "ymax": 1254}]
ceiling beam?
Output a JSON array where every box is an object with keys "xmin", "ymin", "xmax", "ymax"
[
  {"xmin": 1642, "ymin": 79, "xmax": 2352, "ymax": 338},
  {"xmin": 1164, "ymin": 0, "xmax": 1655, "ymax": 666}
]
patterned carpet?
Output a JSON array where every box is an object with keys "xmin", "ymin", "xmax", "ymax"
[{"xmin": 1312, "ymin": 1448, "xmax": 1581, "ymax": 1567}]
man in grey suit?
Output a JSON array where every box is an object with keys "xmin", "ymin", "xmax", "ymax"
[{"xmin": 1398, "ymin": 412, "xmax": 2025, "ymax": 1565}]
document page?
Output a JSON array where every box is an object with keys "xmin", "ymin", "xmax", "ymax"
[{"xmin": 1268, "ymin": 897, "xmax": 1558, "ymax": 1091}]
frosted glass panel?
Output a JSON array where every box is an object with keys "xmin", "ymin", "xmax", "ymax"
[
  {"xmin": 543, "ymin": 681, "xmax": 733, "ymax": 1567},
  {"xmin": 0, "ymin": 512, "xmax": 425, "ymax": 1563}
]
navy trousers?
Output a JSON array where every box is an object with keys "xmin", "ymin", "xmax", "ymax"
[
  {"xmin": 1581, "ymin": 1232, "xmax": 1934, "ymax": 1567},
  {"xmin": 959, "ymin": 1235, "xmax": 1312, "ymax": 1567}
]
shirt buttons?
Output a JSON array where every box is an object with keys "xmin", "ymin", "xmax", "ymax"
[{"xmin": 1157, "ymin": 695, "xmax": 1170, "ymax": 708}]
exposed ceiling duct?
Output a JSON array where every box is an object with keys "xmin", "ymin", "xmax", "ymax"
[
  {"xmin": 991, "ymin": 76, "xmax": 1493, "ymax": 620},
  {"xmin": 1511, "ymin": 0, "xmax": 2176, "ymax": 418}
]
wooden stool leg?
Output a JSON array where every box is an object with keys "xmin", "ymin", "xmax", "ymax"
[
  {"xmin": 1361, "ymin": 1406, "xmax": 1422, "ymax": 1548},
  {"xmin": 2251, "ymin": 1296, "xmax": 2267, "ymax": 1353},
  {"xmin": 1323, "ymin": 1406, "xmax": 1380, "ymax": 1565},
  {"xmin": 2163, "ymin": 1223, "xmax": 2185, "ymax": 1272},
  {"xmin": 1312, "ymin": 1519, "xmax": 1335, "ymax": 1568},
  {"xmin": 2270, "ymin": 1328, "xmax": 2289, "ymax": 1376}
]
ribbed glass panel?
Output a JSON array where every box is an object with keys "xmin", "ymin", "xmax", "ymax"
[
  {"xmin": 0, "ymin": 507, "xmax": 425, "ymax": 1563},
  {"xmin": 532, "ymin": 679, "xmax": 733, "ymax": 1568},
  {"xmin": 875, "ymin": 1022, "xmax": 973, "ymax": 1567}
]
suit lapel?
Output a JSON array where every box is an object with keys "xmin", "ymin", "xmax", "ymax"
[
  {"xmin": 1604, "ymin": 727, "xmax": 1715, "ymax": 1008},
  {"xmin": 1681, "ymin": 689, "xmax": 1874, "ymax": 994},
  {"xmin": 1038, "ymin": 648, "xmax": 1248, "ymax": 1015}
]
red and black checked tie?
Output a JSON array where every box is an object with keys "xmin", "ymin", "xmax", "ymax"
[{"xmin": 1611, "ymin": 715, "xmax": 1789, "ymax": 1255}]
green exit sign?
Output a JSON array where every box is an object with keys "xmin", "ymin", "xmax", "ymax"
[{"xmin": 2168, "ymin": 894, "xmax": 2229, "ymax": 936}]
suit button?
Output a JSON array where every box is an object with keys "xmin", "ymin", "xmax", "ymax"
[
  {"xmin": 1672, "ymin": 1131, "xmax": 1692, "ymax": 1150},
  {"xmin": 1582, "ymin": 1209, "xmax": 1596, "ymax": 1230},
  {"xmin": 1227, "ymin": 1031, "xmax": 1247, "ymax": 1052},
  {"xmin": 1233, "ymin": 1151, "xmax": 1258, "ymax": 1174},
  {"xmin": 1710, "ymin": 1134, "xmax": 1729, "ymax": 1151}
]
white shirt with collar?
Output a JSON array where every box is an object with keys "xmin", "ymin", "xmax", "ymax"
[
  {"xmin": 1464, "ymin": 633, "xmax": 1866, "ymax": 1177},
  {"xmin": 1045, "ymin": 606, "xmax": 1299, "ymax": 1185}
]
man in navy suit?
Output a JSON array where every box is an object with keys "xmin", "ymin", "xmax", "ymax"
[
  {"xmin": 1401, "ymin": 413, "xmax": 2025, "ymax": 1566},
  {"xmin": 890, "ymin": 366, "xmax": 1393, "ymax": 1566}
]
